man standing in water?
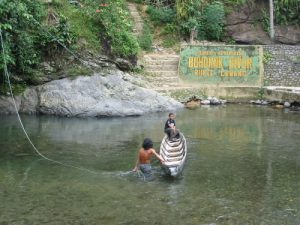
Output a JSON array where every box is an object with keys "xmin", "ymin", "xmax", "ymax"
[
  {"xmin": 164, "ymin": 112, "xmax": 179, "ymax": 141},
  {"xmin": 133, "ymin": 138, "xmax": 165, "ymax": 178}
]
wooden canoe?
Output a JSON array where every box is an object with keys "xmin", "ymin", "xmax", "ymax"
[{"xmin": 159, "ymin": 133, "xmax": 187, "ymax": 177}]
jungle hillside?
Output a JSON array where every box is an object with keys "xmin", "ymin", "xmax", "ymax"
[{"xmin": 0, "ymin": 0, "xmax": 299, "ymax": 94}]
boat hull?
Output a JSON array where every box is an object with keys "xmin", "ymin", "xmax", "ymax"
[{"xmin": 160, "ymin": 133, "xmax": 187, "ymax": 177}]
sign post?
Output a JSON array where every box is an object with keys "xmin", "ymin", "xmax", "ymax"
[{"xmin": 179, "ymin": 45, "xmax": 263, "ymax": 86}]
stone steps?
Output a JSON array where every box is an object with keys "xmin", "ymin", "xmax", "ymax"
[
  {"xmin": 127, "ymin": 3, "xmax": 194, "ymax": 93},
  {"xmin": 130, "ymin": 12, "xmax": 140, "ymax": 16},
  {"xmin": 134, "ymin": 25, "xmax": 144, "ymax": 30},
  {"xmin": 133, "ymin": 21, "xmax": 144, "ymax": 25},
  {"xmin": 147, "ymin": 76, "xmax": 179, "ymax": 82},
  {"xmin": 144, "ymin": 55, "xmax": 180, "ymax": 61},
  {"xmin": 127, "ymin": 3, "xmax": 143, "ymax": 37},
  {"xmin": 145, "ymin": 71, "xmax": 178, "ymax": 77},
  {"xmin": 128, "ymin": 5, "xmax": 137, "ymax": 9},
  {"xmin": 145, "ymin": 64, "xmax": 178, "ymax": 71},
  {"xmin": 142, "ymin": 52, "xmax": 181, "ymax": 92},
  {"xmin": 127, "ymin": 8, "xmax": 189, "ymax": 93},
  {"xmin": 145, "ymin": 59, "xmax": 179, "ymax": 65}
]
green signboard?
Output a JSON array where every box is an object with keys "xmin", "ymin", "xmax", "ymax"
[{"xmin": 179, "ymin": 45, "xmax": 263, "ymax": 86}]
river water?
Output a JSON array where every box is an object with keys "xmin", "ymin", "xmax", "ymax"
[{"xmin": 0, "ymin": 105, "xmax": 299, "ymax": 225}]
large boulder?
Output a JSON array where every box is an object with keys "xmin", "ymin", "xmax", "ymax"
[
  {"xmin": 20, "ymin": 88, "xmax": 39, "ymax": 114},
  {"xmin": 0, "ymin": 70, "xmax": 183, "ymax": 117},
  {"xmin": 0, "ymin": 95, "xmax": 21, "ymax": 114}
]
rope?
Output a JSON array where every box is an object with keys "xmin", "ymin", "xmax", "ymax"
[
  {"xmin": 0, "ymin": 17, "xmax": 144, "ymax": 177},
  {"xmin": 137, "ymin": 170, "xmax": 146, "ymax": 181},
  {"xmin": 0, "ymin": 27, "xmax": 99, "ymax": 175}
]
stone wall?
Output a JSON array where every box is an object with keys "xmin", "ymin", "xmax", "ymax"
[{"xmin": 263, "ymin": 45, "xmax": 300, "ymax": 87}]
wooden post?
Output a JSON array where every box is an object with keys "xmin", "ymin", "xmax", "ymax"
[
  {"xmin": 190, "ymin": 27, "xmax": 197, "ymax": 45},
  {"xmin": 269, "ymin": 0, "xmax": 275, "ymax": 42}
]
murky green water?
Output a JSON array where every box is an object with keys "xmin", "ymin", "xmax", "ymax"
[{"xmin": 1, "ymin": 105, "xmax": 300, "ymax": 225}]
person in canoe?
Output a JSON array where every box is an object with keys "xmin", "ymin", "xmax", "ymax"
[
  {"xmin": 133, "ymin": 138, "xmax": 165, "ymax": 177},
  {"xmin": 164, "ymin": 112, "xmax": 180, "ymax": 141}
]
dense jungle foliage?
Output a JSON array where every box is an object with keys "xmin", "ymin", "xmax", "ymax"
[
  {"xmin": 0, "ymin": 0, "xmax": 299, "ymax": 94},
  {"xmin": 136, "ymin": 0, "xmax": 299, "ymax": 39},
  {"xmin": 0, "ymin": 0, "xmax": 139, "ymax": 93}
]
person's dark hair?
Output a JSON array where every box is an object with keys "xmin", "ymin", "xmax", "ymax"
[
  {"xmin": 142, "ymin": 138, "xmax": 153, "ymax": 150},
  {"xmin": 169, "ymin": 112, "xmax": 174, "ymax": 117}
]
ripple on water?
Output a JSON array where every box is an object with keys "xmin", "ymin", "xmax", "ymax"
[{"xmin": 1, "ymin": 106, "xmax": 300, "ymax": 224}]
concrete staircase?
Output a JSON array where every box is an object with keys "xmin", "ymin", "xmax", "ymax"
[
  {"xmin": 127, "ymin": 2, "xmax": 193, "ymax": 94},
  {"xmin": 143, "ymin": 54, "xmax": 182, "ymax": 91},
  {"xmin": 127, "ymin": 3, "xmax": 143, "ymax": 37}
]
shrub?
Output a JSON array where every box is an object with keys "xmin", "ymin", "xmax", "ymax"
[
  {"xmin": 274, "ymin": 0, "xmax": 300, "ymax": 25},
  {"xmin": 83, "ymin": 0, "xmax": 139, "ymax": 58},
  {"xmin": 0, "ymin": 0, "xmax": 140, "ymax": 92},
  {"xmin": 0, "ymin": 0, "xmax": 78, "ymax": 89},
  {"xmin": 52, "ymin": 0, "xmax": 101, "ymax": 52},
  {"xmin": 38, "ymin": 15, "xmax": 77, "ymax": 58},
  {"xmin": 200, "ymin": 1, "xmax": 225, "ymax": 40},
  {"xmin": 0, "ymin": 0, "xmax": 45, "ymax": 85},
  {"xmin": 161, "ymin": 23, "xmax": 180, "ymax": 48},
  {"xmin": 176, "ymin": 0, "xmax": 225, "ymax": 41},
  {"xmin": 146, "ymin": 6, "xmax": 176, "ymax": 24},
  {"xmin": 223, "ymin": 0, "xmax": 246, "ymax": 6},
  {"xmin": 138, "ymin": 23, "xmax": 153, "ymax": 51},
  {"xmin": 176, "ymin": 0, "xmax": 203, "ymax": 37}
]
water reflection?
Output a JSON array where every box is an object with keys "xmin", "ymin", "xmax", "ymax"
[{"xmin": 0, "ymin": 105, "xmax": 300, "ymax": 224}]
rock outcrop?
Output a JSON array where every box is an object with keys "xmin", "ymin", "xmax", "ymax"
[
  {"xmin": 0, "ymin": 95, "xmax": 21, "ymax": 114},
  {"xmin": 225, "ymin": 2, "xmax": 300, "ymax": 45},
  {"xmin": 275, "ymin": 25, "xmax": 300, "ymax": 45},
  {"xmin": 0, "ymin": 70, "xmax": 183, "ymax": 117}
]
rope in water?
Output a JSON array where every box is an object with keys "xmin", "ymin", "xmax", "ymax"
[
  {"xmin": 137, "ymin": 170, "xmax": 146, "ymax": 181},
  {"xmin": 0, "ymin": 27, "xmax": 99, "ymax": 175}
]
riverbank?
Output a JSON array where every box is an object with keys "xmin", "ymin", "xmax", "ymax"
[{"xmin": 2, "ymin": 81, "xmax": 299, "ymax": 117}]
